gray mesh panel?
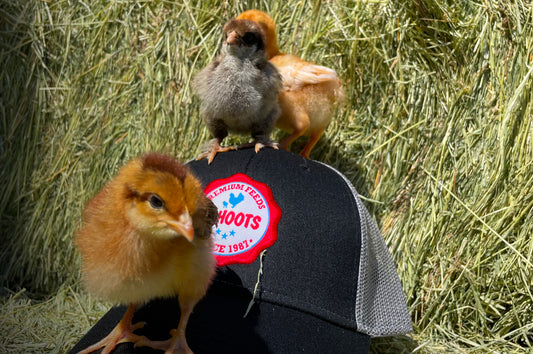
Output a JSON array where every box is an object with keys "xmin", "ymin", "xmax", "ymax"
[
  {"xmin": 318, "ymin": 162, "xmax": 412, "ymax": 337},
  {"xmin": 354, "ymin": 196, "xmax": 413, "ymax": 337}
]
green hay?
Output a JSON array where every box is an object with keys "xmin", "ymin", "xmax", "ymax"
[
  {"xmin": 1, "ymin": 0, "xmax": 532, "ymax": 352},
  {"xmin": 0, "ymin": 285, "xmax": 109, "ymax": 353}
]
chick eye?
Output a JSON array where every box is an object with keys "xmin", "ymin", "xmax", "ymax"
[
  {"xmin": 148, "ymin": 194, "xmax": 165, "ymax": 210},
  {"xmin": 242, "ymin": 32, "xmax": 257, "ymax": 45}
]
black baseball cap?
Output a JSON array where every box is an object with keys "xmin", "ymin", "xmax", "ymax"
[{"xmin": 70, "ymin": 148, "xmax": 412, "ymax": 353}]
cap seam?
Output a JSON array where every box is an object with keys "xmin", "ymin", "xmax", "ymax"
[
  {"xmin": 312, "ymin": 161, "xmax": 365, "ymax": 332},
  {"xmin": 314, "ymin": 162, "xmax": 413, "ymax": 337},
  {"xmin": 242, "ymin": 149, "xmax": 256, "ymax": 174}
]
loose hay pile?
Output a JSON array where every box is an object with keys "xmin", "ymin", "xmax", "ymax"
[{"xmin": 1, "ymin": 0, "xmax": 532, "ymax": 352}]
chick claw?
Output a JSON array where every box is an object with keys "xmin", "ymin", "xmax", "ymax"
[
  {"xmin": 134, "ymin": 329, "xmax": 192, "ymax": 354},
  {"xmin": 196, "ymin": 140, "xmax": 236, "ymax": 164},
  {"xmin": 236, "ymin": 141, "xmax": 279, "ymax": 153},
  {"xmin": 254, "ymin": 141, "xmax": 279, "ymax": 153},
  {"xmin": 134, "ymin": 337, "xmax": 171, "ymax": 351},
  {"xmin": 77, "ymin": 320, "xmax": 147, "ymax": 354}
]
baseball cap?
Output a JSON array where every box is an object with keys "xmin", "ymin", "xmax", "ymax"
[{"xmin": 70, "ymin": 147, "xmax": 412, "ymax": 353}]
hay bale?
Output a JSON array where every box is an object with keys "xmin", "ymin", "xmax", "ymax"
[{"xmin": 1, "ymin": 0, "xmax": 532, "ymax": 351}]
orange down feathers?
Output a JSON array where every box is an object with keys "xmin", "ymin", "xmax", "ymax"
[
  {"xmin": 76, "ymin": 153, "xmax": 217, "ymax": 354},
  {"xmin": 237, "ymin": 10, "xmax": 345, "ymax": 158}
]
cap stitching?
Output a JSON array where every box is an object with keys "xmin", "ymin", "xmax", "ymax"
[{"xmin": 313, "ymin": 161, "xmax": 364, "ymax": 330}]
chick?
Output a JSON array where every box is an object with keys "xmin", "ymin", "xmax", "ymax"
[
  {"xmin": 237, "ymin": 10, "xmax": 345, "ymax": 158},
  {"xmin": 75, "ymin": 153, "xmax": 218, "ymax": 354},
  {"xmin": 193, "ymin": 18, "xmax": 282, "ymax": 164}
]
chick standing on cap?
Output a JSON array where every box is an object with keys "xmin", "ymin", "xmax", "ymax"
[
  {"xmin": 237, "ymin": 10, "xmax": 345, "ymax": 159},
  {"xmin": 75, "ymin": 153, "xmax": 218, "ymax": 354},
  {"xmin": 193, "ymin": 18, "xmax": 282, "ymax": 164}
]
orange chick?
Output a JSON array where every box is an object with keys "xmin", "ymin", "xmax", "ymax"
[
  {"xmin": 237, "ymin": 10, "xmax": 345, "ymax": 158},
  {"xmin": 75, "ymin": 153, "xmax": 218, "ymax": 354}
]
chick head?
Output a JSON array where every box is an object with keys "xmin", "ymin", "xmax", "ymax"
[
  {"xmin": 117, "ymin": 153, "xmax": 203, "ymax": 242},
  {"xmin": 236, "ymin": 10, "xmax": 279, "ymax": 59},
  {"xmin": 222, "ymin": 19, "xmax": 266, "ymax": 59}
]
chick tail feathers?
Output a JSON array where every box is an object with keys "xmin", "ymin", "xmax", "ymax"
[{"xmin": 276, "ymin": 62, "xmax": 340, "ymax": 90}]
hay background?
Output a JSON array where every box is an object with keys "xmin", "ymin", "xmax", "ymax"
[{"xmin": 1, "ymin": 0, "xmax": 532, "ymax": 352}]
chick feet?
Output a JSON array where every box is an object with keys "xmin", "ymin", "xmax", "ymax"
[
  {"xmin": 197, "ymin": 138, "xmax": 235, "ymax": 164},
  {"xmin": 237, "ymin": 140, "xmax": 279, "ymax": 153},
  {"xmin": 78, "ymin": 305, "xmax": 148, "ymax": 354},
  {"xmin": 134, "ymin": 328, "xmax": 191, "ymax": 354}
]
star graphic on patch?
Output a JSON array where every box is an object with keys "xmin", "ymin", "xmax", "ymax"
[
  {"xmin": 229, "ymin": 230, "xmax": 236, "ymax": 237},
  {"xmin": 222, "ymin": 233, "xmax": 228, "ymax": 240},
  {"xmin": 216, "ymin": 228, "xmax": 221, "ymax": 235}
]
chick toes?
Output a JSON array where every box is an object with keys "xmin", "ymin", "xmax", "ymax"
[
  {"xmin": 196, "ymin": 139, "xmax": 236, "ymax": 164},
  {"xmin": 77, "ymin": 318, "xmax": 148, "ymax": 354},
  {"xmin": 165, "ymin": 328, "xmax": 193, "ymax": 354},
  {"xmin": 133, "ymin": 330, "xmax": 192, "ymax": 354},
  {"xmin": 134, "ymin": 337, "xmax": 172, "ymax": 351},
  {"xmin": 131, "ymin": 321, "xmax": 147, "ymax": 331},
  {"xmin": 235, "ymin": 141, "xmax": 279, "ymax": 153},
  {"xmin": 197, "ymin": 146, "xmax": 236, "ymax": 164},
  {"xmin": 254, "ymin": 141, "xmax": 279, "ymax": 153}
]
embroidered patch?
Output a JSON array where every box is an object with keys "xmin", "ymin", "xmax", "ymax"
[{"xmin": 204, "ymin": 173, "xmax": 281, "ymax": 266}]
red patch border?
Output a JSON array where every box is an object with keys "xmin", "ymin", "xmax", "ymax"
[{"xmin": 204, "ymin": 173, "xmax": 281, "ymax": 266}]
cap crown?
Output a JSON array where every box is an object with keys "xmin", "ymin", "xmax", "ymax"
[{"xmin": 187, "ymin": 148, "xmax": 412, "ymax": 337}]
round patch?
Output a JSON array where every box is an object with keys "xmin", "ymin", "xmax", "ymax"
[{"xmin": 204, "ymin": 173, "xmax": 281, "ymax": 266}]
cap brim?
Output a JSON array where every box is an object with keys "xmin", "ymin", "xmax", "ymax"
[
  {"xmin": 70, "ymin": 276, "xmax": 370, "ymax": 354},
  {"xmin": 252, "ymin": 300, "xmax": 371, "ymax": 353},
  {"xmin": 193, "ymin": 277, "xmax": 370, "ymax": 353}
]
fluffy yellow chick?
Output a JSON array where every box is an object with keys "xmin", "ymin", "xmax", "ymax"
[{"xmin": 75, "ymin": 153, "xmax": 218, "ymax": 354}]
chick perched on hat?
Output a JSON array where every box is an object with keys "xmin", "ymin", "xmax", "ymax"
[
  {"xmin": 75, "ymin": 153, "xmax": 218, "ymax": 354},
  {"xmin": 237, "ymin": 10, "xmax": 345, "ymax": 158},
  {"xmin": 194, "ymin": 17, "xmax": 282, "ymax": 164}
]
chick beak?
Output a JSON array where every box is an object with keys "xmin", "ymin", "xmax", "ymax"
[
  {"xmin": 165, "ymin": 212, "xmax": 194, "ymax": 242},
  {"xmin": 226, "ymin": 31, "xmax": 240, "ymax": 46}
]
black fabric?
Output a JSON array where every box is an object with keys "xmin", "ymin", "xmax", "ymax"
[
  {"xmin": 71, "ymin": 148, "xmax": 369, "ymax": 353},
  {"xmin": 188, "ymin": 148, "xmax": 362, "ymax": 330},
  {"xmin": 70, "ymin": 268, "xmax": 370, "ymax": 353}
]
